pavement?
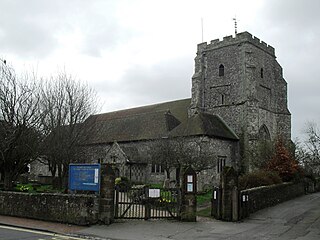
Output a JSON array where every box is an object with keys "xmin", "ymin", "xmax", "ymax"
[{"xmin": 0, "ymin": 192, "xmax": 320, "ymax": 240}]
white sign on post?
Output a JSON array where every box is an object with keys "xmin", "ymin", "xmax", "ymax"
[
  {"xmin": 149, "ymin": 189, "xmax": 160, "ymax": 198},
  {"xmin": 187, "ymin": 183, "xmax": 193, "ymax": 192},
  {"xmin": 187, "ymin": 175, "xmax": 193, "ymax": 183},
  {"xmin": 94, "ymin": 169, "xmax": 99, "ymax": 183}
]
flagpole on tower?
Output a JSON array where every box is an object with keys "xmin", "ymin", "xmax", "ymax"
[
  {"xmin": 201, "ymin": 18, "xmax": 204, "ymax": 42},
  {"xmin": 233, "ymin": 16, "xmax": 237, "ymax": 36}
]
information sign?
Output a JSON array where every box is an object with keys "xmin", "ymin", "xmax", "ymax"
[
  {"xmin": 149, "ymin": 189, "xmax": 160, "ymax": 198},
  {"xmin": 69, "ymin": 164, "xmax": 101, "ymax": 192}
]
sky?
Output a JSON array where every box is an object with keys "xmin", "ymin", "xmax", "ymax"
[{"xmin": 0, "ymin": 0, "xmax": 319, "ymax": 140}]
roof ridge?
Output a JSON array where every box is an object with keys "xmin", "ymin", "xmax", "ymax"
[
  {"xmin": 95, "ymin": 109, "xmax": 172, "ymax": 122},
  {"xmin": 93, "ymin": 98, "xmax": 191, "ymax": 118}
]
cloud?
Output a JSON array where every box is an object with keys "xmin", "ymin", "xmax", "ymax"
[
  {"xmin": 0, "ymin": 0, "xmax": 132, "ymax": 58},
  {"xmin": 95, "ymin": 55, "xmax": 193, "ymax": 112},
  {"xmin": 0, "ymin": 0, "xmax": 62, "ymax": 58}
]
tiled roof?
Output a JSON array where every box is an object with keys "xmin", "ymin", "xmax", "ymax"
[{"xmin": 82, "ymin": 98, "xmax": 238, "ymax": 145}]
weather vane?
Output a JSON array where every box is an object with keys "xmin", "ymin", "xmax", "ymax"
[{"xmin": 233, "ymin": 16, "xmax": 238, "ymax": 35}]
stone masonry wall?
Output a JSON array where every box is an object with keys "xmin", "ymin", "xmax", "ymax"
[
  {"xmin": 0, "ymin": 192, "xmax": 99, "ymax": 225},
  {"xmin": 241, "ymin": 182, "xmax": 305, "ymax": 214},
  {"xmin": 189, "ymin": 32, "xmax": 291, "ymax": 170},
  {"xmin": 78, "ymin": 136, "xmax": 239, "ymax": 191}
]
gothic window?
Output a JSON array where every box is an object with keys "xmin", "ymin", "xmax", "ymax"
[
  {"xmin": 219, "ymin": 64, "xmax": 224, "ymax": 76},
  {"xmin": 217, "ymin": 156, "xmax": 226, "ymax": 173},
  {"xmin": 151, "ymin": 164, "xmax": 164, "ymax": 174},
  {"xmin": 259, "ymin": 124, "xmax": 271, "ymax": 142},
  {"xmin": 260, "ymin": 68, "xmax": 264, "ymax": 78}
]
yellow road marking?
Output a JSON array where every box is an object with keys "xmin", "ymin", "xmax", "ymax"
[{"xmin": 0, "ymin": 225, "xmax": 84, "ymax": 239}]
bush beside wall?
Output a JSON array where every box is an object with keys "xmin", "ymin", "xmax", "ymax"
[
  {"xmin": 0, "ymin": 191, "xmax": 99, "ymax": 225},
  {"xmin": 241, "ymin": 182, "xmax": 305, "ymax": 214}
]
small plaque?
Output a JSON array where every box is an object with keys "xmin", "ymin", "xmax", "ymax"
[
  {"xmin": 187, "ymin": 183, "xmax": 193, "ymax": 192},
  {"xmin": 149, "ymin": 189, "xmax": 160, "ymax": 198},
  {"xmin": 94, "ymin": 169, "xmax": 99, "ymax": 183},
  {"xmin": 214, "ymin": 191, "xmax": 217, "ymax": 200},
  {"xmin": 187, "ymin": 175, "xmax": 193, "ymax": 183}
]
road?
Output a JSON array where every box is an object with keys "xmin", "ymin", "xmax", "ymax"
[
  {"xmin": 81, "ymin": 192, "xmax": 320, "ymax": 240},
  {"xmin": 0, "ymin": 225, "xmax": 85, "ymax": 240},
  {"xmin": 0, "ymin": 192, "xmax": 319, "ymax": 240}
]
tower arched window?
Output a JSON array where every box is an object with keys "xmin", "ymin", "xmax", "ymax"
[
  {"xmin": 259, "ymin": 124, "xmax": 271, "ymax": 142},
  {"xmin": 260, "ymin": 68, "xmax": 264, "ymax": 78},
  {"xmin": 219, "ymin": 64, "xmax": 224, "ymax": 76}
]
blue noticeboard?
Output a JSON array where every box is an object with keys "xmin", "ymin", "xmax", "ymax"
[{"xmin": 69, "ymin": 164, "xmax": 101, "ymax": 192}]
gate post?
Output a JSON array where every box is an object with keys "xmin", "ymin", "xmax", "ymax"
[
  {"xmin": 99, "ymin": 164, "xmax": 115, "ymax": 225},
  {"xmin": 211, "ymin": 186, "xmax": 221, "ymax": 219},
  {"xmin": 239, "ymin": 192, "xmax": 250, "ymax": 219},
  {"xmin": 220, "ymin": 166, "xmax": 239, "ymax": 221},
  {"xmin": 180, "ymin": 167, "xmax": 197, "ymax": 222},
  {"xmin": 144, "ymin": 187, "xmax": 151, "ymax": 220}
]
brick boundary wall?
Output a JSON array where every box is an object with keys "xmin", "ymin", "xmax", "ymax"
[
  {"xmin": 0, "ymin": 192, "xmax": 100, "ymax": 225},
  {"xmin": 240, "ymin": 182, "xmax": 305, "ymax": 214}
]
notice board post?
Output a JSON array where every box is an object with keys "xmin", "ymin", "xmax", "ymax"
[
  {"xmin": 181, "ymin": 166, "xmax": 197, "ymax": 222},
  {"xmin": 99, "ymin": 164, "xmax": 115, "ymax": 224}
]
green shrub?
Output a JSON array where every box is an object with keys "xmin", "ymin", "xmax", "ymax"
[
  {"xmin": 115, "ymin": 177, "xmax": 131, "ymax": 189},
  {"xmin": 15, "ymin": 184, "xmax": 35, "ymax": 192},
  {"xmin": 239, "ymin": 170, "xmax": 282, "ymax": 190}
]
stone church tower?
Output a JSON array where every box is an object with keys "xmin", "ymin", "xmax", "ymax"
[{"xmin": 189, "ymin": 32, "xmax": 291, "ymax": 171}]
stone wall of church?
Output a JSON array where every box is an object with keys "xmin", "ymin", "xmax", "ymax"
[{"xmin": 78, "ymin": 136, "xmax": 239, "ymax": 191}]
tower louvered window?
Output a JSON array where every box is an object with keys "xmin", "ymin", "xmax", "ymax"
[{"xmin": 219, "ymin": 64, "xmax": 224, "ymax": 76}]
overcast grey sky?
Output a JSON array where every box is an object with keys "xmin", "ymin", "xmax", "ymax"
[{"xmin": 0, "ymin": 0, "xmax": 319, "ymax": 140}]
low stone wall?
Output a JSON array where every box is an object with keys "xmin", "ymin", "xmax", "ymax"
[
  {"xmin": 241, "ymin": 182, "xmax": 305, "ymax": 214},
  {"xmin": 0, "ymin": 191, "xmax": 100, "ymax": 225}
]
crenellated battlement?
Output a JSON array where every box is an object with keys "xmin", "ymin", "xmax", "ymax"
[{"xmin": 197, "ymin": 31, "xmax": 275, "ymax": 56}]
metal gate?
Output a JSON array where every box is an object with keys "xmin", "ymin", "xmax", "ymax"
[{"xmin": 115, "ymin": 185, "xmax": 181, "ymax": 220}]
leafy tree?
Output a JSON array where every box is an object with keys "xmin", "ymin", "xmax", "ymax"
[{"xmin": 265, "ymin": 138, "xmax": 302, "ymax": 182}]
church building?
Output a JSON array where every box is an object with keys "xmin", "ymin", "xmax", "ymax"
[{"xmin": 79, "ymin": 31, "xmax": 291, "ymax": 190}]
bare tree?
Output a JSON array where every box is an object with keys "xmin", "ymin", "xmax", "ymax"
[
  {"xmin": 40, "ymin": 70, "xmax": 99, "ymax": 188},
  {"xmin": 149, "ymin": 136, "xmax": 214, "ymax": 182},
  {"xmin": 0, "ymin": 60, "xmax": 42, "ymax": 190},
  {"xmin": 298, "ymin": 122, "xmax": 320, "ymax": 176}
]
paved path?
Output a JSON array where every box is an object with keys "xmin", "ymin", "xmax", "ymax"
[
  {"xmin": 81, "ymin": 192, "xmax": 320, "ymax": 240},
  {"xmin": 0, "ymin": 192, "xmax": 319, "ymax": 240}
]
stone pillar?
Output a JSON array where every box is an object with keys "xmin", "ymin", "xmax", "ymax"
[
  {"xmin": 180, "ymin": 167, "xmax": 197, "ymax": 222},
  {"xmin": 232, "ymin": 186, "xmax": 239, "ymax": 221},
  {"xmin": 220, "ymin": 166, "xmax": 238, "ymax": 221},
  {"xmin": 239, "ymin": 192, "xmax": 250, "ymax": 219},
  {"xmin": 211, "ymin": 186, "xmax": 222, "ymax": 219},
  {"xmin": 99, "ymin": 164, "xmax": 115, "ymax": 225}
]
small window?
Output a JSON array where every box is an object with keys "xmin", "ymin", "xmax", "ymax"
[
  {"xmin": 219, "ymin": 64, "xmax": 224, "ymax": 76},
  {"xmin": 151, "ymin": 164, "xmax": 164, "ymax": 174},
  {"xmin": 221, "ymin": 94, "xmax": 225, "ymax": 105},
  {"xmin": 260, "ymin": 68, "xmax": 264, "ymax": 78},
  {"xmin": 217, "ymin": 156, "xmax": 226, "ymax": 173}
]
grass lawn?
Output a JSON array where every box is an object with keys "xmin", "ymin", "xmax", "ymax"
[
  {"xmin": 196, "ymin": 190, "xmax": 212, "ymax": 217},
  {"xmin": 197, "ymin": 190, "xmax": 212, "ymax": 206}
]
